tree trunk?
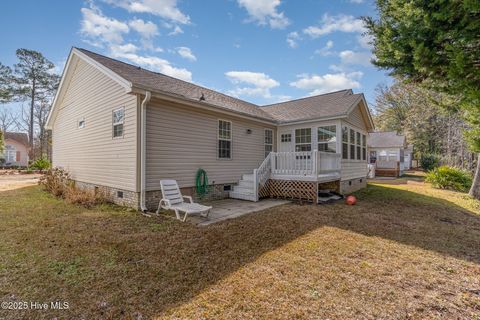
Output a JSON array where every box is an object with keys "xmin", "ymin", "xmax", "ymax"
[
  {"xmin": 470, "ymin": 154, "xmax": 480, "ymax": 200},
  {"xmin": 29, "ymin": 79, "xmax": 36, "ymax": 160}
]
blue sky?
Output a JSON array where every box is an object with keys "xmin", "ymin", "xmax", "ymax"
[{"xmin": 0, "ymin": 0, "xmax": 391, "ymax": 110}]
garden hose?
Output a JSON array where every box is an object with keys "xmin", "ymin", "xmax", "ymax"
[{"xmin": 195, "ymin": 168, "xmax": 208, "ymax": 196}]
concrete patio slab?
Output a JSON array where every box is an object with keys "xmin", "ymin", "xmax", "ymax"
[{"xmin": 188, "ymin": 198, "xmax": 290, "ymax": 226}]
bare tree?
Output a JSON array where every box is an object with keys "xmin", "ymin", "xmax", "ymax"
[{"xmin": 0, "ymin": 107, "xmax": 19, "ymax": 133}]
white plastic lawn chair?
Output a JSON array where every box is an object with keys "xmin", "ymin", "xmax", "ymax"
[{"xmin": 157, "ymin": 179, "xmax": 212, "ymax": 222}]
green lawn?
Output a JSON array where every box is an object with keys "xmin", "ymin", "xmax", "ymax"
[{"xmin": 0, "ymin": 178, "xmax": 479, "ymax": 319}]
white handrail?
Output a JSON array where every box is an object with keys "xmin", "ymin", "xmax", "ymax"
[{"xmin": 254, "ymin": 152, "xmax": 272, "ymax": 201}]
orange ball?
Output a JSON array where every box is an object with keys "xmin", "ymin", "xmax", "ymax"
[{"xmin": 345, "ymin": 195, "xmax": 357, "ymax": 205}]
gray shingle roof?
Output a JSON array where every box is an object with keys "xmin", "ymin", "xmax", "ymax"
[
  {"xmin": 77, "ymin": 48, "xmax": 369, "ymax": 124},
  {"xmin": 4, "ymin": 132, "xmax": 29, "ymax": 146},
  {"xmin": 77, "ymin": 48, "xmax": 275, "ymax": 121},
  {"xmin": 368, "ymin": 131, "xmax": 406, "ymax": 148},
  {"xmin": 261, "ymin": 90, "xmax": 362, "ymax": 123}
]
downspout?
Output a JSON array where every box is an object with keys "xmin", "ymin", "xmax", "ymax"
[{"xmin": 140, "ymin": 91, "xmax": 151, "ymax": 213}]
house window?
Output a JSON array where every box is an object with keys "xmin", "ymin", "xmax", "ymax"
[
  {"xmin": 295, "ymin": 128, "xmax": 311, "ymax": 152},
  {"xmin": 218, "ymin": 120, "xmax": 232, "ymax": 159},
  {"xmin": 362, "ymin": 134, "xmax": 366, "ymax": 161},
  {"xmin": 281, "ymin": 133, "xmax": 291, "ymax": 142},
  {"xmin": 264, "ymin": 129, "xmax": 273, "ymax": 158},
  {"xmin": 356, "ymin": 132, "xmax": 361, "ymax": 160},
  {"xmin": 379, "ymin": 150, "xmax": 388, "ymax": 161},
  {"xmin": 342, "ymin": 126, "xmax": 348, "ymax": 159},
  {"xmin": 112, "ymin": 108, "xmax": 125, "ymax": 138},
  {"xmin": 78, "ymin": 118, "xmax": 85, "ymax": 129},
  {"xmin": 388, "ymin": 150, "xmax": 397, "ymax": 161},
  {"xmin": 318, "ymin": 125, "xmax": 336, "ymax": 153},
  {"xmin": 349, "ymin": 129, "xmax": 356, "ymax": 160},
  {"xmin": 5, "ymin": 145, "xmax": 16, "ymax": 163}
]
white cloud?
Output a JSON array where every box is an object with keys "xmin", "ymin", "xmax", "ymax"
[
  {"xmin": 110, "ymin": 43, "xmax": 139, "ymax": 54},
  {"xmin": 350, "ymin": 0, "xmax": 364, "ymax": 3},
  {"xmin": 176, "ymin": 47, "xmax": 196, "ymax": 61},
  {"xmin": 357, "ymin": 33, "xmax": 374, "ymax": 49},
  {"xmin": 80, "ymin": 5, "xmax": 129, "ymax": 45},
  {"xmin": 225, "ymin": 71, "xmax": 280, "ymax": 98},
  {"xmin": 128, "ymin": 18, "xmax": 159, "ymax": 38},
  {"xmin": 168, "ymin": 25, "xmax": 184, "ymax": 36},
  {"xmin": 303, "ymin": 14, "xmax": 365, "ymax": 38},
  {"xmin": 286, "ymin": 32, "xmax": 301, "ymax": 48},
  {"xmin": 339, "ymin": 50, "xmax": 372, "ymax": 66},
  {"xmin": 103, "ymin": 0, "xmax": 190, "ymax": 24},
  {"xmin": 315, "ymin": 40, "xmax": 334, "ymax": 56},
  {"xmin": 111, "ymin": 51, "xmax": 192, "ymax": 81},
  {"xmin": 290, "ymin": 72, "xmax": 363, "ymax": 95},
  {"xmin": 237, "ymin": 0, "xmax": 290, "ymax": 29}
]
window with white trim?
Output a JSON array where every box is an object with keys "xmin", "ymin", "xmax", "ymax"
[
  {"xmin": 264, "ymin": 129, "xmax": 273, "ymax": 158},
  {"xmin": 342, "ymin": 126, "xmax": 348, "ymax": 159},
  {"xmin": 295, "ymin": 128, "xmax": 311, "ymax": 152},
  {"xmin": 112, "ymin": 108, "xmax": 125, "ymax": 138},
  {"xmin": 5, "ymin": 145, "xmax": 15, "ymax": 163},
  {"xmin": 318, "ymin": 125, "xmax": 336, "ymax": 153},
  {"xmin": 356, "ymin": 132, "xmax": 361, "ymax": 160},
  {"xmin": 218, "ymin": 120, "xmax": 232, "ymax": 159},
  {"xmin": 281, "ymin": 133, "xmax": 291, "ymax": 142},
  {"xmin": 349, "ymin": 129, "xmax": 356, "ymax": 160},
  {"xmin": 362, "ymin": 134, "xmax": 366, "ymax": 160}
]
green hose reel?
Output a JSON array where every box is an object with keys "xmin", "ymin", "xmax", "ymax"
[{"xmin": 195, "ymin": 168, "xmax": 209, "ymax": 196}]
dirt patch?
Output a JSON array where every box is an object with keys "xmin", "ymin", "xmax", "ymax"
[{"xmin": 0, "ymin": 173, "xmax": 42, "ymax": 191}]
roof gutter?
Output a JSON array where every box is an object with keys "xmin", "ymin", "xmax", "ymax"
[{"xmin": 140, "ymin": 91, "xmax": 151, "ymax": 214}]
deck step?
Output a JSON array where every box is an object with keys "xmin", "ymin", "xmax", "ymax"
[
  {"xmin": 232, "ymin": 186, "xmax": 254, "ymax": 194},
  {"xmin": 229, "ymin": 191, "xmax": 257, "ymax": 201},
  {"xmin": 242, "ymin": 174, "xmax": 254, "ymax": 181},
  {"xmin": 238, "ymin": 180, "xmax": 254, "ymax": 188}
]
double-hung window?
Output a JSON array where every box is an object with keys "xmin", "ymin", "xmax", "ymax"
[
  {"xmin": 112, "ymin": 108, "xmax": 125, "ymax": 138},
  {"xmin": 295, "ymin": 128, "xmax": 311, "ymax": 152},
  {"xmin": 264, "ymin": 129, "xmax": 273, "ymax": 158},
  {"xmin": 349, "ymin": 129, "xmax": 356, "ymax": 160},
  {"xmin": 317, "ymin": 125, "xmax": 336, "ymax": 153},
  {"xmin": 5, "ymin": 145, "xmax": 15, "ymax": 163},
  {"xmin": 218, "ymin": 120, "xmax": 232, "ymax": 159},
  {"xmin": 362, "ymin": 134, "xmax": 366, "ymax": 160},
  {"xmin": 342, "ymin": 126, "xmax": 348, "ymax": 159},
  {"xmin": 356, "ymin": 132, "xmax": 361, "ymax": 160}
]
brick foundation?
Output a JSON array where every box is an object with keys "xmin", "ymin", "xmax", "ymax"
[
  {"xmin": 340, "ymin": 177, "xmax": 367, "ymax": 194},
  {"xmin": 74, "ymin": 181, "xmax": 139, "ymax": 209},
  {"xmin": 145, "ymin": 183, "xmax": 235, "ymax": 212}
]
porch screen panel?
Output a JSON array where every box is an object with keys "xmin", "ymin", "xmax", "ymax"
[{"xmin": 317, "ymin": 125, "xmax": 336, "ymax": 153}]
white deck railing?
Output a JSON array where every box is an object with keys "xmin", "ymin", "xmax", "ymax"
[
  {"xmin": 270, "ymin": 151, "xmax": 341, "ymax": 179},
  {"xmin": 252, "ymin": 151, "xmax": 341, "ymax": 201}
]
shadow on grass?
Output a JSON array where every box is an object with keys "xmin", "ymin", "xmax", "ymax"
[{"xmin": 1, "ymin": 184, "xmax": 479, "ymax": 319}]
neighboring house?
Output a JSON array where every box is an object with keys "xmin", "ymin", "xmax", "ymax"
[
  {"xmin": 1, "ymin": 132, "xmax": 29, "ymax": 167},
  {"xmin": 368, "ymin": 131, "xmax": 407, "ymax": 177},
  {"xmin": 404, "ymin": 144, "xmax": 414, "ymax": 170},
  {"xmin": 46, "ymin": 48, "xmax": 375, "ymax": 210}
]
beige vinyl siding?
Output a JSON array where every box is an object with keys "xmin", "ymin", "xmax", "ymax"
[
  {"xmin": 344, "ymin": 103, "xmax": 368, "ymax": 131},
  {"xmin": 340, "ymin": 103, "xmax": 368, "ymax": 180},
  {"xmin": 51, "ymin": 58, "xmax": 138, "ymax": 191},
  {"xmin": 145, "ymin": 100, "xmax": 275, "ymax": 190}
]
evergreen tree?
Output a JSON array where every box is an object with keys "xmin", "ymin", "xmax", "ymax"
[{"xmin": 364, "ymin": 0, "xmax": 480, "ymax": 198}]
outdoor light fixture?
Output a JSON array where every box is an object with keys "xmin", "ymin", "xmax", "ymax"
[{"xmin": 246, "ymin": 129, "xmax": 252, "ymax": 134}]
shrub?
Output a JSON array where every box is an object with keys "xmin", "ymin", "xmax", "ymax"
[
  {"xmin": 425, "ymin": 166, "xmax": 472, "ymax": 192},
  {"xmin": 64, "ymin": 186, "xmax": 107, "ymax": 208},
  {"xmin": 40, "ymin": 168, "xmax": 71, "ymax": 197},
  {"xmin": 420, "ymin": 154, "xmax": 440, "ymax": 171},
  {"xmin": 30, "ymin": 158, "xmax": 51, "ymax": 171},
  {"xmin": 40, "ymin": 168, "xmax": 107, "ymax": 207}
]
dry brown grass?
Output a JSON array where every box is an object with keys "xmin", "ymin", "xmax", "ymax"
[{"xmin": 0, "ymin": 176, "xmax": 479, "ymax": 319}]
